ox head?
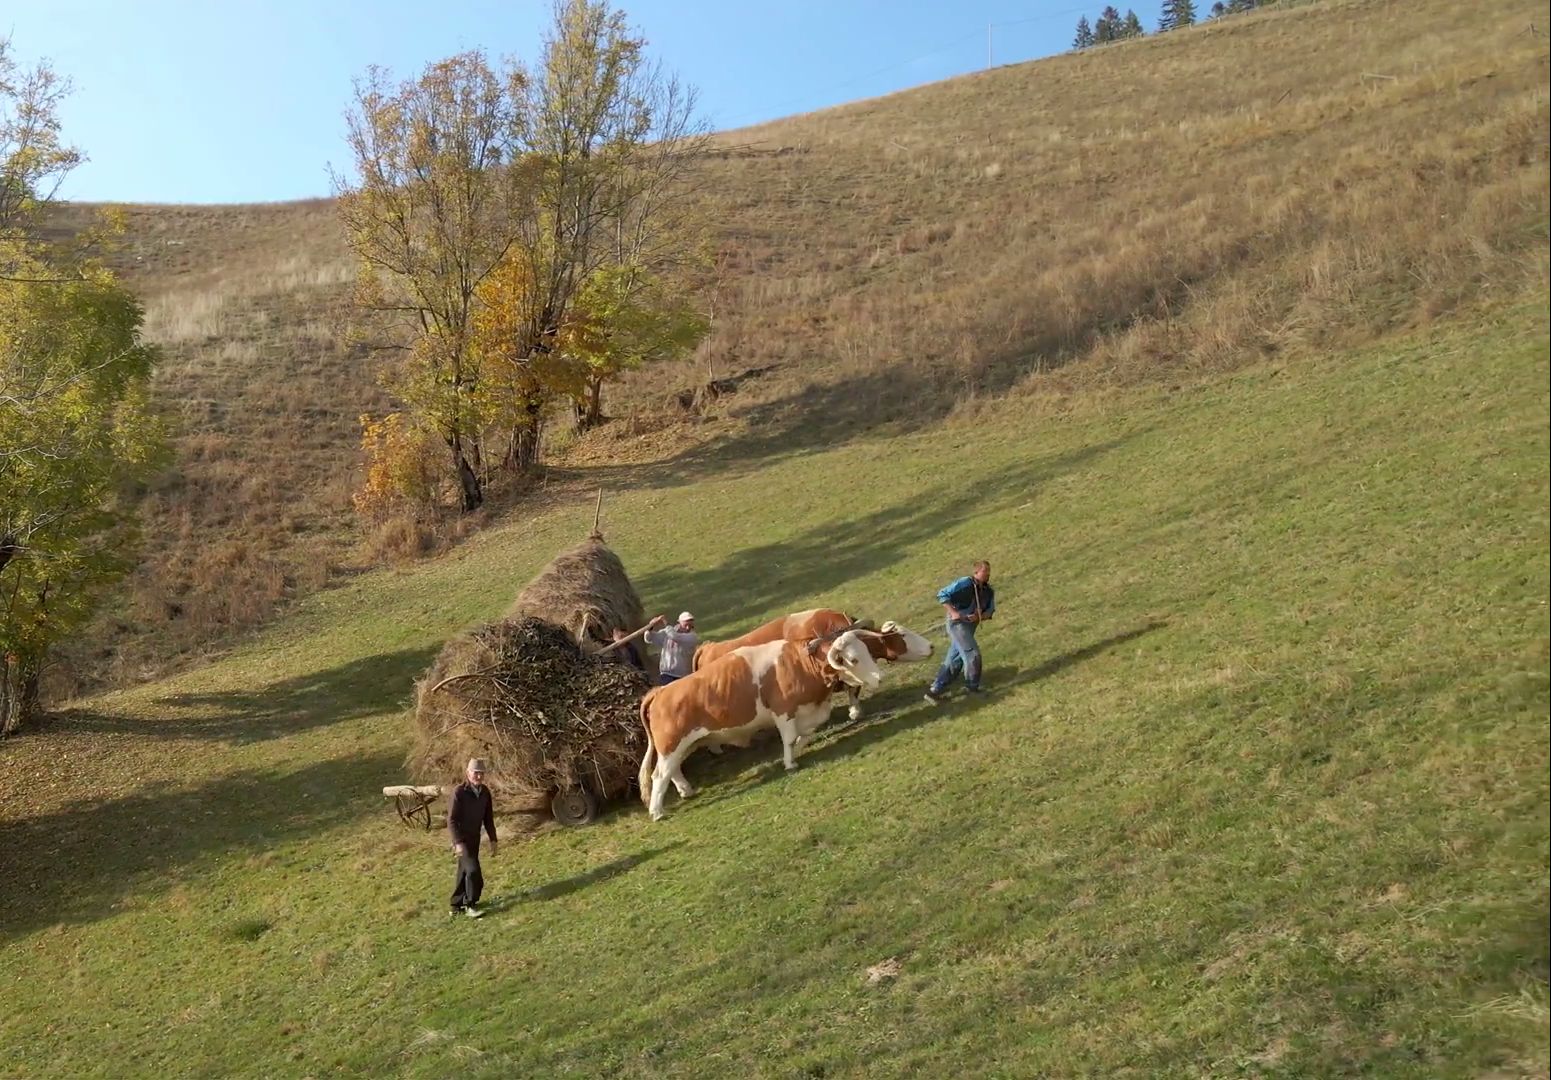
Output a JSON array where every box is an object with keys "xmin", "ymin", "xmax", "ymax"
[
  {"xmin": 823, "ymin": 629, "xmax": 884, "ymax": 691},
  {"xmin": 875, "ymin": 620, "xmax": 934, "ymax": 662}
]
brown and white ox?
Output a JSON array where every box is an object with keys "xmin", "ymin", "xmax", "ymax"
[
  {"xmin": 692, "ymin": 608, "xmax": 934, "ymax": 721},
  {"xmin": 638, "ymin": 629, "xmax": 883, "ymax": 820}
]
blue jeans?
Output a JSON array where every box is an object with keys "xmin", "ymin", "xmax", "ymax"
[
  {"xmin": 931, "ymin": 619, "xmax": 982, "ymax": 692},
  {"xmin": 658, "ymin": 673, "xmax": 683, "ymax": 686}
]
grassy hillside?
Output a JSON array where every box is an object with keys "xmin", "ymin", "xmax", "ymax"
[
  {"xmin": 1, "ymin": 301, "xmax": 1544, "ymax": 1077},
  {"xmin": 42, "ymin": 0, "xmax": 1549, "ymax": 696}
]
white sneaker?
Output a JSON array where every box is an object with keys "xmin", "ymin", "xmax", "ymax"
[{"xmin": 465, "ymin": 906, "xmax": 484, "ymax": 919}]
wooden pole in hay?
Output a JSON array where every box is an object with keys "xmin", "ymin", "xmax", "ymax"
[
  {"xmin": 591, "ymin": 489, "xmax": 605, "ymax": 538},
  {"xmin": 593, "ymin": 620, "xmax": 655, "ymax": 655}
]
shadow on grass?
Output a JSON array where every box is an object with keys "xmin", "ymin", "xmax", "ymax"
[
  {"xmin": 51, "ymin": 644, "xmax": 439, "ymax": 744},
  {"xmin": 675, "ymin": 620, "xmax": 1169, "ymax": 815},
  {"xmin": 503, "ymin": 842, "xmax": 685, "ymax": 906},
  {"xmin": 0, "ymin": 749, "xmax": 405, "ymax": 939},
  {"xmin": 632, "ymin": 432, "xmax": 1145, "ymax": 638}
]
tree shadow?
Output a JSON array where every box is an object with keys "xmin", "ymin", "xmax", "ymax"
[
  {"xmin": 0, "ymin": 749, "xmax": 406, "ymax": 939},
  {"xmin": 632, "ymin": 431, "xmax": 1145, "ymax": 638},
  {"xmin": 678, "ymin": 620, "xmax": 1169, "ymax": 815},
  {"xmin": 554, "ymin": 272, "xmax": 1207, "ymax": 496},
  {"xmin": 501, "ymin": 842, "xmax": 685, "ymax": 907},
  {"xmin": 48, "ymin": 645, "xmax": 440, "ymax": 744}
]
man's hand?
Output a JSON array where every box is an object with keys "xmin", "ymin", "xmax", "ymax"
[
  {"xmin": 453, "ymin": 842, "xmax": 466, "ymax": 856},
  {"xmin": 648, "ymin": 614, "xmax": 666, "ymax": 629},
  {"xmin": 489, "ymin": 840, "xmax": 498, "ymax": 857}
]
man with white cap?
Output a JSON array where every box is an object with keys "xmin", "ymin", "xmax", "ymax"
[
  {"xmin": 644, "ymin": 611, "xmax": 699, "ymax": 686},
  {"xmin": 447, "ymin": 757, "xmax": 497, "ymax": 918}
]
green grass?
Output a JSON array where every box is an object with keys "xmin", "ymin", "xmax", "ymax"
[{"xmin": 1, "ymin": 303, "xmax": 1547, "ymax": 1078}]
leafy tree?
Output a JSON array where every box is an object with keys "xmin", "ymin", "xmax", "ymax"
[
  {"xmin": 496, "ymin": 0, "xmax": 708, "ymax": 469},
  {"xmin": 0, "ymin": 260, "xmax": 164, "ymax": 734},
  {"xmin": 1073, "ymin": 15, "xmax": 1096, "ymax": 49},
  {"xmin": 1227, "ymin": 0, "xmax": 1257, "ymax": 12},
  {"xmin": 561, "ymin": 264, "xmax": 707, "ymax": 428},
  {"xmin": 335, "ymin": 51, "xmax": 521, "ymax": 512},
  {"xmin": 1, "ymin": 38, "xmax": 165, "ymax": 734},
  {"xmin": 1123, "ymin": 10, "xmax": 1147, "ymax": 37},
  {"xmin": 351, "ymin": 412, "xmax": 442, "ymax": 521},
  {"xmin": 1, "ymin": 39, "xmax": 79, "ymax": 252},
  {"xmin": 467, "ymin": 246, "xmax": 583, "ymax": 469},
  {"xmin": 1211, "ymin": 1, "xmax": 1227, "ymax": 16},
  {"xmin": 338, "ymin": 0, "xmax": 707, "ymax": 502},
  {"xmin": 1159, "ymin": 0, "xmax": 1198, "ymax": 31}
]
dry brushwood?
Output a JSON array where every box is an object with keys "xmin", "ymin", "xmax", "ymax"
[{"xmin": 410, "ymin": 617, "xmax": 652, "ymax": 814}]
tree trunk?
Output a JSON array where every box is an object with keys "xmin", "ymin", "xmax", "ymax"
[
  {"xmin": 576, "ymin": 377, "xmax": 604, "ymax": 431},
  {"xmin": 0, "ymin": 654, "xmax": 40, "ymax": 736},
  {"xmin": 449, "ymin": 436, "xmax": 483, "ymax": 512},
  {"xmin": 510, "ymin": 398, "xmax": 545, "ymax": 474}
]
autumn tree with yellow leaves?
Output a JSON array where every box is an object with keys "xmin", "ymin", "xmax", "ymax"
[{"xmin": 336, "ymin": 0, "xmax": 709, "ymax": 510}]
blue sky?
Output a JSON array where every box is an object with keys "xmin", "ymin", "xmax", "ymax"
[{"xmin": 7, "ymin": 1, "xmax": 1090, "ymax": 204}]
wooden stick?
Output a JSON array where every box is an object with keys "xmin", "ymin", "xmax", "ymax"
[
  {"xmin": 593, "ymin": 621, "xmax": 655, "ymax": 655},
  {"xmin": 592, "ymin": 489, "xmax": 604, "ymax": 534},
  {"xmin": 423, "ymin": 665, "xmax": 501, "ymax": 697}
]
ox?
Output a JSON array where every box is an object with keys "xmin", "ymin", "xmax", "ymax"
[
  {"xmin": 693, "ymin": 609, "xmax": 934, "ymax": 721},
  {"xmin": 637, "ymin": 629, "xmax": 883, "ymax": 820}
]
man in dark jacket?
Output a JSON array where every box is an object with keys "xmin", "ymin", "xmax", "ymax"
[
  {"xmin": 448, "ymin": 758, "xmax": 497, "ymax": 918},
  {"xmin": 924, "ymin": 560, "xmax": 997, "ymax": 703}
]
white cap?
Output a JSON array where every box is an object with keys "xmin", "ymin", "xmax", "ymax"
[{"xmin": 678, "ymin": 611, "xmax": 695, "ymax": 623}]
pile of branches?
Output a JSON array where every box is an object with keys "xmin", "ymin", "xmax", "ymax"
[{"xmin": 410, "ymin": 617, "xmax": 651, "ymax": 814}]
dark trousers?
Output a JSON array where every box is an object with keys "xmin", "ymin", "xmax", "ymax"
[{"xmin": 450, "ymin": 841, "xmax": 484, "ymax": 909}]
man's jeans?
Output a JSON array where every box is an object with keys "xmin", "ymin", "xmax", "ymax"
[{"xmin": 931, "ymin": 619, "xmax": 982, "ymax": 692}]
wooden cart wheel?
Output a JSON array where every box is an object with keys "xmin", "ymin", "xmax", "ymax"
[
  {"xmin": 550, "ymin": 787, "xmax": 598, "ymax": 827},
  {"xmin": 394, "ymin": 793, "xmax": 434, "ymax": 831}
]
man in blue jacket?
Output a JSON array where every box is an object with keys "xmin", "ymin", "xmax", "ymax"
[{"xmin": 924, "ymin": 560, "xmax": 996, "ymax": 703}]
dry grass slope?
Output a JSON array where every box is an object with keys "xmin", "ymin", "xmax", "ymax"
[{"xmin": 46, "ymin": 0, "xmax": 1550, "ymax": 696}]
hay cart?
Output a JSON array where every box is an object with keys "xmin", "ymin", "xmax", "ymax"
[{"xmin": 405, "ymin": 510, "xmax": 652, "ymax": 832}]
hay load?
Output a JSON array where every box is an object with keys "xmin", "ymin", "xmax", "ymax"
[
  {"xmin": 504, "ymin": 533, "xmax": 645, "ymax": 650},
  {"xmin": 409, "ymin": 533, "xmax": 651, "ymax": 825}
]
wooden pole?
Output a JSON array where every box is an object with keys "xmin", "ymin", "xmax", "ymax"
[
  {"xmin": 593, "ymin": 621, "xmax": 655, "ymax": 655},
  {"xmin": 592, "ymin": 489, "xmax": 604, "ymax": 535}
]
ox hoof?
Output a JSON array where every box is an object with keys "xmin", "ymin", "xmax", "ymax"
[
  {"xmin": 847, "ymin": 706, "xmax": 863, "ymax": 721},
  {"xmin": 678, "ymin": 785, "xmax": 697, "ymax": 799},
  {"xmin": 783, "ymin": 761, "xmax": 799, "ymax": 773},
  {"xmin": 650, "ymin": 811, "xmax": 666, "ymax": 822},
  {"xmin": 705, "ymin": 744, "xmax": 725, "ymax": 755}
]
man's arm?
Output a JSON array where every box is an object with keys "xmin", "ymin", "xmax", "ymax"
[
  {"xmin": 937, "ymin": 577, "xmax": 971, "ymax": 621},
  {"xmin": 483, "ymin": 791, "xmax": 497, "ymax": 846},
  {"xmin": 448, "ymin": 787, "xmax": 466, "ymax": 853}
]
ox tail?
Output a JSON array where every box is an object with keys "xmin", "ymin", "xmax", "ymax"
[{"xmin": 637, "ymin": 689, "xmax": 659, "ymax": 807}]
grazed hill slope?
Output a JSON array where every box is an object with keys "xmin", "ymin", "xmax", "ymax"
[
  {"xmin": 47, "ymin": 0, "xmax": 1549, "ymax": 692},
  {"xmin": 0, "ymin": 302, "xmax": 1545, "ymax": 1076}
]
